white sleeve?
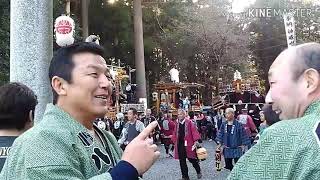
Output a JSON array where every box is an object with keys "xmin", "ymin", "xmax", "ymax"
[
  {"xmin": 137, "ymin": 121, "xmax": 145, "ymax": 132},
  {"xmin": 117, "ymin": 126, "xmax": 127, "ymax": 145},
  {"xmin": 214, "ymin": 117, "xmax": 218, "ymax": 128}
]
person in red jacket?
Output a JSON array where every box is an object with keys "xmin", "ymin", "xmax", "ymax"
[
  {"xmin": 161, "ymin": 112, "xmax": 176, "ymax": 158},
  {"xmin": 172, "ymin": 109, "xmax": 202, "ymax": 180}
]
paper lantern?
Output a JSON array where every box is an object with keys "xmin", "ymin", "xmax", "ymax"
[
  {"xmin": 196, "ymin": 147, "xmax": 208, "ymax": 161},
  {"xmin": 54, "ymin": 15, "xmax": 75, "ymax": 47},
  {"xmin": 152, "ymin": 92, "xmax": 158, "ymax": 101}
]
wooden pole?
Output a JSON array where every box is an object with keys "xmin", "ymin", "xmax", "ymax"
[
  {"xmin": 65, "ymin": 0, "xmax": 71, "ymax": 15},
  {"xmin": 81, "ymin": 0, "xmax": 89, "ymax": 38},
  {"xmin": 133, "ymin": 0, "xmax": 147, "ymax": 102}
]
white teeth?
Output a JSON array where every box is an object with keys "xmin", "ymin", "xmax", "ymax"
[{"xmin": 95, "ymin": 95, "xmax": 107, "ymax": 99}]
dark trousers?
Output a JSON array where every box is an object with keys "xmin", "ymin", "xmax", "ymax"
[
  {"xmin": 207, "ymin": 126, "xmax": 213, "ymax": 139},
  {"xmin": 224, "ymin": 157, "xmax": 239, "ymax": 171},
  {"xmin": 178, "ymin": 145, "xmax": 201, "ymax": 178},
  {"xmin": 164, "ymin": 143, "xmax": 174, "ymax": 154},
  {"xmin": 159, "ymin": 135, "xmax": 164, "ymax": 144},
  {"xmin": 207, "ymin": 126, "xmax": 217, "ymax": 140}
]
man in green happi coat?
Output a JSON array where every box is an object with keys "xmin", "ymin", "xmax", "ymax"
[
  {"xmin": 0, "ymin": 42, "xmax": 160, "ymax": 180},
  {"xmin": 229, "ymin": 42, "xmax": 320, "ymax": 180}
]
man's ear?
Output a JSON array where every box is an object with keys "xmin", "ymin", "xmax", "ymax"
[
  {"xmin": 24, "ymin": 110, "xmax": 35, "ymax": 130},
  {"xmin": 28, "ymin": 110, "xmax": 34, "ymax": 122},
  {"xmin": 51, "ymin": 76, "xmax": 68, "ymax": 96},
  {"xmin": 303, "ymin": 68, "xmax": 320, "ymax": 93}
]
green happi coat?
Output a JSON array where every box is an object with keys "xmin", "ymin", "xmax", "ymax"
[
  {"xmin": 0, "ymin": 104, "xmax": 122, "ymax": 180},
  {"xmin": 228, "ymin": 101, "xmax": 320, "ymax": 180}
]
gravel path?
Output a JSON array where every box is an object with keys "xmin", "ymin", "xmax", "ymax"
[{"xmin": 143, "ymin": 140, "xmax": 230, "ymax": 180}]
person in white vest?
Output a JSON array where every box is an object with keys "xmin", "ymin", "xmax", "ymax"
[{"xmin": 118, "ymin": 108, "xmax": 145, "ymax": 150}]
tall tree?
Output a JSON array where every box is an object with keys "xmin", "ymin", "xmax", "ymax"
[
  {"xmin": 146, "ymin": 0, "xmax": 251, "ymax": 104},
  {"xmin": 246, "ymin": 0, "xmax": 320, "ymax": 91}
]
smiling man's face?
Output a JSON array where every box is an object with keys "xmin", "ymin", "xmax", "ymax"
[
  {"xmin": 63, "ymin": 52, "xmax": 113, "ymax": 118},
  {"xmin": 266, "ymin": 50, "xmax": 307, "ymax": 120}
]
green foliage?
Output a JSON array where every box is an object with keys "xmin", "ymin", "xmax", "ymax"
[
  {"xmin": 88, "ymin": 0, "xmax": 134, "ymax": 66},
  {"xmin": 83, "ymin": 0, "xmax": 251, "ymax": 104},
  {"xmin": 4, "ymin": 0, "xmax": 318, "ymax": 104},
  {"xmin": 247, "ymin": 0, "xmax": 320, "ymax": 89}
]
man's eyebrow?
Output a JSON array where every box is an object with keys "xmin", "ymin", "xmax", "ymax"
[
  {"xmin": 86, "ymin": 64, "xmax": 100, "ymax": 69},
  {"xmin": 86, "ymin": 64, "xmax": 108, "ymax": 72}
]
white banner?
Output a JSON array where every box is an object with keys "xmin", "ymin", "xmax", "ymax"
[{"xmin": 283, "ymin": 13, "xmax": 296, "ymax": 47}]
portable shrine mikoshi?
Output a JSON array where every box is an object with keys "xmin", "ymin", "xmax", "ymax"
[{"xmin": 152, "ymin": 82, "xmax": 205, "ymax": 115}]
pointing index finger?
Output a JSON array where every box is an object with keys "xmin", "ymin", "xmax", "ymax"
[{"xmin": 137, "ymin": 121, "xmax": 158, "ymax": 140}]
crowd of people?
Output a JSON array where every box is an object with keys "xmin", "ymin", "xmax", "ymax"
[
  {"xmin": 1, "ymin": 42, "xmax": 320, "ymax": 179},
  {"xmin": 0, "ymin": 80, "xmax": 283, "ymax": 180}
]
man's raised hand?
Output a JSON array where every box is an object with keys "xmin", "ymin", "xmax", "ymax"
[{"xmin": 121, "ymin": 121, "xmax": 160, "ymax": 175}]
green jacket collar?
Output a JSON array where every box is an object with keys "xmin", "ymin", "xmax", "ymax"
[
  {"xmin": 43, "ymin": 103, "xmax": 91, "ymax": 134},
  {"xmin": 303, "ymin": 100, "xmax": 320, "ymax": 116}
]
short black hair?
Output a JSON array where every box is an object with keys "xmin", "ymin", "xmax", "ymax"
[
  {"xmin": 0, "ymin": 82, "xmax": 38, "ymax": 130},
  {"xmin": 128, "ymin": 108, "xmax": 138, "ymax": 115},
  {"xmin": 49, "ymin": 42, "xmax": 105, "ymax": 104},
  {"xmin": 291, "ymin": 43, "xmax": 320, "ymax": 81},
  {"xmin": 261, "ymin": 104, "xmax": 280, "ymax": 126}
]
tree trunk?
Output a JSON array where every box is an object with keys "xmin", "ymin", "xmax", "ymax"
[{"xmin": 133, "ymin": 0, "xmax": 147, "ymax": 105}]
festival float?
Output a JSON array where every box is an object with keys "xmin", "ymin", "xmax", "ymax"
[
  {"xmin": 152, "ymin": 68, "xmax": 205, "ymax": 115},
  {"xmin": 212, "ymin": 70, "xmax": 265, "ymax": 116},
  {"xmin": 105, "ymin": 64, "xmax": 146, "ymax": 120}
]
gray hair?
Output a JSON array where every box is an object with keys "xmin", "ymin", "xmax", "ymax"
[{"xmin": 225, "ymin": 108, "xmax": 235, "ymax": 114}]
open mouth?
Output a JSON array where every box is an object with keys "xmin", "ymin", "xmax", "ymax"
[{"xmin": 94, "ymin": 95, "xmax": 108, "ymax": 100}]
